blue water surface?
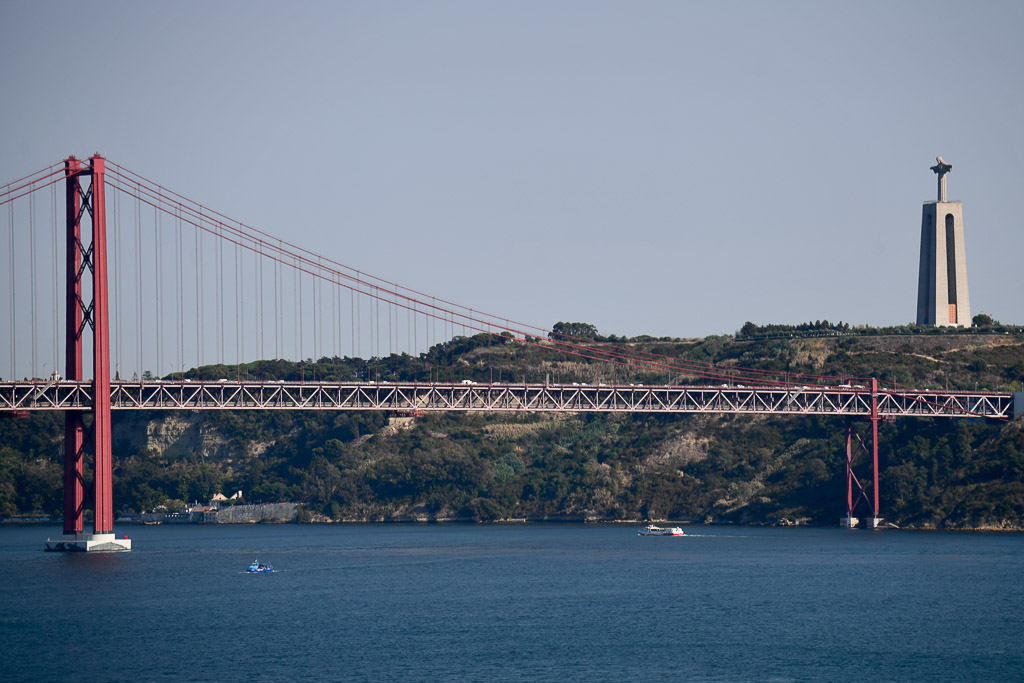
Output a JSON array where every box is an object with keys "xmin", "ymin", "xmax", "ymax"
[{"xmin": 2, "ymin": 523, "xmax": 1022, "ymax": 682}]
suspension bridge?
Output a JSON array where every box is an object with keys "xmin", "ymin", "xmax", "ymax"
[{"xmin": 1, "ymin": 155, "xmax": 1019, "ymax": 550}]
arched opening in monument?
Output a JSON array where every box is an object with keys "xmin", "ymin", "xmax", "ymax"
[{"xmin": 945, "ymin": 213, "xmax": 957, "ymax": 324}]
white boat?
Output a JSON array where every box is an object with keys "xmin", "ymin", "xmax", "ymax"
[{"xmin": 638, "ymin": 524, "xmax": 685, "ymax": 536}]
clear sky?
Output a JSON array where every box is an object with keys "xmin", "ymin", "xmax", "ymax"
[{"xmin": 2, "ymin": 0, "xmax": 1022, "ymax": 349}]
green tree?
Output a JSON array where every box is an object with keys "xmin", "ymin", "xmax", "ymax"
[
  {"xmin": 972, "ymin": 313, "xmax": 996, "ymax": 327},
  {"xmin": 739, "ymin": 321, "xmax": 759, "ymax": 337},
  {"xmin": 550, "ymin": 321, "xmax": 599, "ymax": 340}
]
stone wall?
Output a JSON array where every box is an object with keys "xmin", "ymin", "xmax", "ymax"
[{"xmin": 214, "ymin": 503, "xmax": 297, "ymax": 523}]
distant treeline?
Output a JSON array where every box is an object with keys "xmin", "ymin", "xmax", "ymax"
[
  {"xmin": 547, "ymin": 321, "xmax": 683, "ymax": 344},
  {"xmin": 550, "ymin": 319, "xmax": 1024, "ymax": 346},
  {"xmin": 737, "ymin": 320, "xmax": 851, "ymax": 339},
  {"xmin": 736, "ymin": 317, "xmax": 1024, "ymax": 341}
]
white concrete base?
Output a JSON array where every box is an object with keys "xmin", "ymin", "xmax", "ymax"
[
  {"xmin": 865, "ymin": 517, "xmax": 884, "ymax": 529},
  {"xmin": 840, "ymin": 516, "xmax": 859, "ymax": 528},
  {"xmin": 45, "ymin": 532, "xmax": 132, "ymax": 552}
]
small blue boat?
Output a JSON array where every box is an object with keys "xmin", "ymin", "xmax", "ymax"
[{"xmin": 247, "ymin": 559, "xmax": 273, "ymax": 573}]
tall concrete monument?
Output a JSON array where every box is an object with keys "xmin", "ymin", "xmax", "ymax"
[{"xmin": 916, "ymin": 156, "xmax": 971, "ymax": 326}]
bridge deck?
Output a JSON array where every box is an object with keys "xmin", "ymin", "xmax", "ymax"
[{"xmin": 0, "ymin": 381, "xmax": 1015, "ymax": 419}]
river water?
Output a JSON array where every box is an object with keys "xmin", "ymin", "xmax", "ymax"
[{"xmin": 2, "ymin": 523, "xmax": 1022, "ymax": 682}]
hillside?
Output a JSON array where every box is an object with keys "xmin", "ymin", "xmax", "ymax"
[{"xmin": 2, "ymin": 331, "xmax": 1022, "ymax": 528}]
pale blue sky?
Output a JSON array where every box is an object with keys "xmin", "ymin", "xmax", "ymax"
[{"xmin": 2, "ymin": 1, "xmax": 1022, "ymax": 373}]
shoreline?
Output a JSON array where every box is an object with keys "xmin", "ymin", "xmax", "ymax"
[{"xmin": 5, "ymin": 517, "xmax": 1024, "ymax": 532}]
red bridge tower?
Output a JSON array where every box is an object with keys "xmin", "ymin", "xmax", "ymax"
[{"xmin": 45, "ymin": 155, "xmax": 130, "ymax": 552}]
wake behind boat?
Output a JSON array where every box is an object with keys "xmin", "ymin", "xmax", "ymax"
[
  {"xmin": 638, "ymin": 524, "xmax": 685, "ymax": 536},
  {"xmin": 247, "ymin": 559, "xmax": 273, "ymax": 573}
]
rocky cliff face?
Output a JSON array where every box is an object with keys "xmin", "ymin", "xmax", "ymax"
[{"xmin": 113, "ymin": 412, "xmax": 277, "ymax": 471}]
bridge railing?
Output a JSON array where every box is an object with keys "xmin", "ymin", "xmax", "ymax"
[{"xmin": 0, "ymin": 380, "xmax": 1015, "ymax": 419}]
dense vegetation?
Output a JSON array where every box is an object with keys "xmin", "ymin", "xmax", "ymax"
[
  {"xmin": 2, "ymin": 330, "xmax": 1022, "ymax": 527},
  {"xmin": 736, "ymin": 316, "xmax": 1024, "ymax": 341},
  {"xmin": 154, "ymin": 326, "xmax": 1023, "ymax": 393}
]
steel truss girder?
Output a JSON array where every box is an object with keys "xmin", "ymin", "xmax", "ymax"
[{"xmin": 0, "ymin": 381, "xmax": 1014, "ymax": 418}]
